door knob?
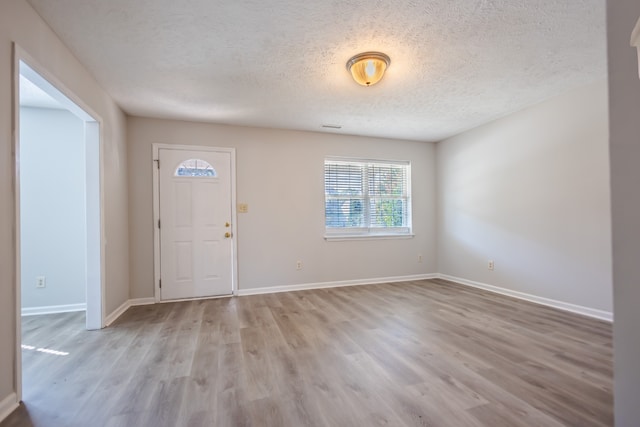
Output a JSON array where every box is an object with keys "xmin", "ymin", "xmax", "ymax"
[
  {"xmin": 225, "ymin": 222, "xmax": 230, "ymax": 227},
  {"xmin": 225, "ymin": 232, "xmax": 232, "ymax": 238}
]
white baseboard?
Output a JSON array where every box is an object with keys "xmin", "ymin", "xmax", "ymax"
[
  {"xmin": 106, "ymin": 275, "xmax": 436, "ymax": 323},
  {"xmin": 0, "ymin": 393, "xmax": 18, "ymax": 423},
  {"xmin": 159, "ymin": 295, "xmax": 233, "ymax": 303},
  {"xmin": 104, "ymin": 298, "xmax": 155, "ymax": 326},
  {"xmin": 21, "ymin": 303, "xmax": 86, "ymax": 316},
  {"xmin": 104, "ymin": 274, "xmax": 611, "ymax": 324},
  {"xmin": 438, "ymin": 274, "xmax": 613, "ymax": 322},
  {"xmin": 237, "ymin": 274, "xmax": 438, "ymax": 296},
  {"xmin": 104, "ymin": 299, "xmax": 130, "ymax": 326},
  {"xmin": 130, "ymin": 297, "xmax": 156, "ymax": 306}
]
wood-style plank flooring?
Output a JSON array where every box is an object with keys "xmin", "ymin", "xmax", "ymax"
[{"xmin": 2, "ymin": 279, "xmax": 613, "ymax": 426}]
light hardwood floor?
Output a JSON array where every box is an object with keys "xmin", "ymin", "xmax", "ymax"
[{"xmin": 2, "ymin": 279, "xmax": 613, "ymax": 426}]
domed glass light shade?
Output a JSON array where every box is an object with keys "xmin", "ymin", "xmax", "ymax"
[{"xmin": 346, "ymin": 52, "xmax": 391, "ymax": 86}]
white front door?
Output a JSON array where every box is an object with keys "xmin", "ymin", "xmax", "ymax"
[{"xmin": 158, "ymin": 148, "xmax": 234, "ymax": 300}]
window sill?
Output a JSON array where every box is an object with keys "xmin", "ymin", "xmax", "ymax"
[{"xmin": 324, "ymin": 234, "xmax": 415, "ymax": 242}]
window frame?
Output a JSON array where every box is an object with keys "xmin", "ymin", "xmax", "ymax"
[{"xmin": 324, "ymin": 156, "xmax": 413, "ymax": 240}]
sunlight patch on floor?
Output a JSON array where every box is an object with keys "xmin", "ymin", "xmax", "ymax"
[{"xmin": 22, "ymin": 344, "xmax": 69, "ymax": 356}]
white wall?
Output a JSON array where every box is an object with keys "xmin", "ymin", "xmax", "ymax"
[
  {"xmin": 128, "ymin": 117, "xmax": 437, "ymax": 298},
  {"xmin": 20, "ymin": 107, "xmax": 86, "ymax": 310},
  {"xmin": 0, "ymin": 0, "xmax": 129, "ymax": 409},
  {"xmin": 437, "ymin": 81, "xmax": 612, "ymax": 313},
  {"xmin": 607, "ymin": 1, "xmax": 640, "ymax": 425}
]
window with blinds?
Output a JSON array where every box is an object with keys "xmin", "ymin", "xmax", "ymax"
[{"xmin": 324, "ymin": 158, "xmax": 412, "ymax": 237}]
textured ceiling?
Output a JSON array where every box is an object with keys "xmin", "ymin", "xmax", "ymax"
[{"xmin": 27, "ymin": 0, "xmax": 606, "ymax": 141}]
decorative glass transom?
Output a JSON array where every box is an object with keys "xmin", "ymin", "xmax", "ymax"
[{"xmin": 175, "ymin": 159, "xmax": 217, "ymax": 177}]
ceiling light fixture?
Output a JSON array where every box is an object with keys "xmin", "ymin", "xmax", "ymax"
[{"xmin": 346, "ymin": 52, "xmax": 391, "ymax": 87}]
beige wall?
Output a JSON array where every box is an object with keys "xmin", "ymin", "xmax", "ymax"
[
  {"xmin": 437, "ymin": 81, "xmax": 613, "ymax": 313},
  {"xmin": 0, "ymin": 0, "xmax": 129, "ymax": 405},
  {"xmin": 607, "ymin": 1, "xmax": 640, "ymax": 425},
  {"xmin": 127, "ymin": 117, "xmax": 437, "ymax": 298}
]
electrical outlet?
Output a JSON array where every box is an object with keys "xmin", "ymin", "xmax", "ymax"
[
  {"xmin": 418, "ymin": 254, "xmax": 423, "ymax": 263},
  {"xmin": 488, "ymin": 260, "xmax": 494, "ymax": 271},
  {"xmin": 36, "ymin": 276, "xmax": 46, "ymax": 288},
  {"xmin": 296, "ymin": 260, "xmax": 303, "ymax": 270}
]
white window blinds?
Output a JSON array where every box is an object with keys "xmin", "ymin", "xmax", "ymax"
[{"xmin": 324, "ymin": 158, "xmax": 411, "ymax": 236}]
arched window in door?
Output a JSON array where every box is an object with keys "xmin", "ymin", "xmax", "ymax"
[{"xmin": 175, "ymin": 159, "xmax": 217, "ymax": 177}]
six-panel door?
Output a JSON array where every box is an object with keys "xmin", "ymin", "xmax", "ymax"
[{"xmin": 159, "ymin": 149, "xmax": 233, "ymax": 300}]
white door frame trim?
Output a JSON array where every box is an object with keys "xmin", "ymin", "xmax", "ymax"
[
  {"xmin": 632, "ymin": 16, "xmax": 640, "ymax": 79},
  {"xmin": 152, "ymin": 143, "xmax": 238, "ymax": 302},
  {"xmin": 12, "ymin": 43, "xmax": 107, "ymax": 402}
]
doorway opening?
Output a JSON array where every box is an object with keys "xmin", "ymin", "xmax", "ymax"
[{"xmin": 14, "ymin": 52, "xmax": 104, "ymax": 403}]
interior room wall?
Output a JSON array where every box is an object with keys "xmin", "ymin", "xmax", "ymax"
[
  {"xmin": 127, "ymin": 117, "xmax": 437, "ymax": 299},
  {"xmin": 0, "ymin": 0, "xmax": 129, "ymax": 411},
  {"xmin": 19, "ymin": 107, "xmax": 86, "ymax": 312},
  {"xmin": 606, "ymin": 1, "xmax": 640, "ymax": 424},
  {"xmin": 436, "ymin": 81, "xmax": 612, "ymax": 314}
]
